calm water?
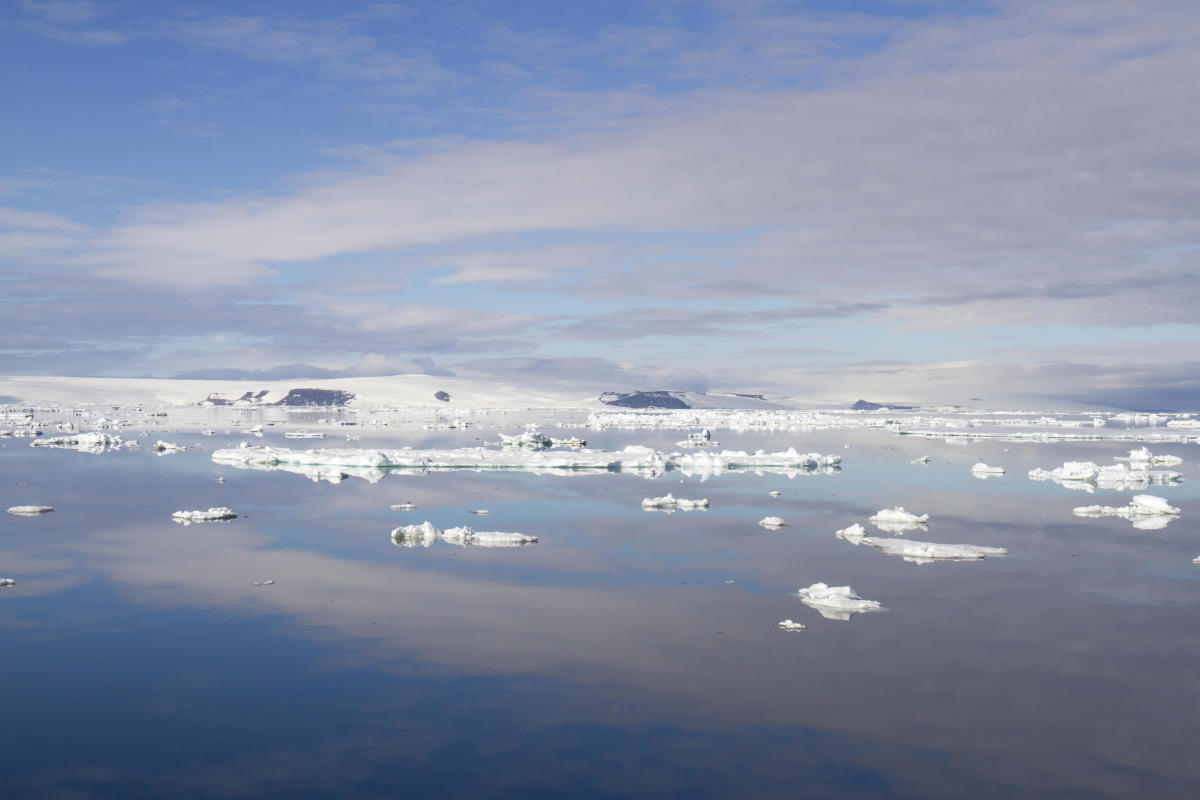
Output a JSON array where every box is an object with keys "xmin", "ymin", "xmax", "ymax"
[{"xmin": 2, "ymin": 414, "xmax": 1199, "ymax": 798}]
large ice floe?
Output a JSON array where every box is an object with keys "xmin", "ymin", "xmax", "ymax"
[
  {"xmin": 29, "ymin": 432, "xmax": 124, "ymax": 453},
  {"xmin": 858, "ymin": 536, "xmax": 1007, "ymax": 565},
  {"xmin": 7, "ymin": 505, "xmax": 54, "ymax": 515},
  {"xmin": 642, "ymin": 493, "xmax": 709, "ymax": 512},
  {"xmin": 868, "ymin": 507, "xmax": 929, "ymax": 534},
  {"xmin": 212, "ymin": 443, "xmax": 840, "ymax": 483},
  {"xmin": 390, "ymin": 521, "xmax": 538, "ymax": 548},
  {"xmin": 1028, "ymin": 460, "xmax": 1183, "ymax": 492},
  {"xmin": 172, "ymin": 507, "xmax": 238, "ymax": 524},
  {"xmin": 795, "ymin": 583, "xmax": 884, "ymax": 621},
  {"xmin": 1072, "ymin": 494, "xmax": 1181, "ymax": 530}
]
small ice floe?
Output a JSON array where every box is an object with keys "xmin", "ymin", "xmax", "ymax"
[
  {"xmin": 500, "ymin": 430, "xmax": 553, "ymax": 449},
  {"xmin": 0, "ymin": 578, "xmax": 15, "ymax": 588},
  {"xmin": 868, "ymin": 507, "xmax": 929, "ymax": 533},
  {"xmin": 911, "ymin": 455, "xmax": 931, "ymax": 464},
  {"xmin": 172, "ymin": 507, "xmax": 237, "ymax": 524},
  {"xmin": 835, "ymin": 523, "xmax": 867, "ymax": 544},
  {"xmin": 860, "ymin": 536, "xmax": 1007, "ymax": 565},
  {"xmin": 30, "ymin": 432, "xmax": 122, "ymax": 453},
  {"xmin": 1115, "ymin": 447, "xmax": 1183, "ymax": 467},
  {"xmin": 252, "ymin": 579, "xmax": 275, "ymax": 587},
  {"xmin": 777, "ymin": 619, "xmax": 806, "ymax": 632},
  {"xmin": 391, "ymin": 521, "xmax": 537, "ymax": 548},
  {"xmin": 7, "ymin": 505, "xmax": 53, "ymax": 515},
  {"xmin": 1193, "ymin": 555, "xmax": 1199, "ymax": 564},
  {"xmin": 796, "ymin": 582, "xmax": 884, "ymax": 621},
  {"xmin": 153, "ymin": 440, "xmax": 185, "ymax": 454},
  {"xmin": 970, "ymin": 462, "xmax": 1005, "ymax": 478},
  {"xmin": 284, "ymin": 431, "xmax": 324, "ymax": 439},
  {"xmin": 468, "ymin": 509, "xmax": 489, "ymax": 515},
  {"xmin": 1028, "ymin": 461, "xmax": 1182, "ymax": 492},
  {"xmin": 759, "ymin": 516, "xmax": 789, "ymax": 529},
  {"xmin": 390, "ymin": 502, "xmax": 418, "ymax": 510},
  {"xmin": 642, "ymin": 493, "xmax": 709, "ymax": 512},
  {"xmin": 768, "ymin": 490, "xmax": 782, "ymax": 497},
  {"xmin": 1073, "ymin": 494, "xmax": 1181, "ymax": 530}
]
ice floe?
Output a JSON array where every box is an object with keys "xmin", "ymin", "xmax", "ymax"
[
  {"xmin": 834, "ymin": 523, "xmax": 867, "ymax": 544},
  {"xmin": 777, "ymin": 619, "xmax": 806, "ymax": 632},
  {"xmin": 1072, "ymin": 494, "xmax": 1181, "ymax": 530},
  {"xmin": 1114, "ymin": 447, "xmax": 1183, "ymax": 467},
  {"xmin": 758, "ymin": 516, "xmax": 789, "ymax": 529},
  {"xmin": 970, "ymin": 462, "xmax": 1005, "ymax": 477},
  {"xmin": 868, "ymin": 507, "xmax": 929, "ymax": 533},
  {"xmin": 29, "ymin": 432, "xmax": 123, "ymax": 453},
  {"xmin": 172, "ymin": 507, "xmax": 238, "ymax": 523},
  {"xmin": 153, "ymin": 440, "xmax": 185, "ymax": 454},
  {"xmin": 1028, "ymin": 461, "xmax": 1182, "ymax": 492},
  {"xmin": 390, "ymin": 502, "xmax": 417, "ymax": 510},
  {"xmin": 7, "ymin": 505, "xmax": 54, "ymax": 515},
  {"xmin": 911, "ymin": 455, "xmax": 930, "ymax": 464},
  {"xmin": 252, "ymin": 579, "xmax": 275, "ymax": 587},
  {"xmin": 859, "ymin": 536, "xmax": 1007, "ymax": 564},
  {"xmin": 795, "ymin": 583, "xmax": 884, "ymax": 621},
  {"xmin": 642, "ymin": 493, "xmax": 709, "ymax": 512},
  {"xmin": 767, "ymin": 490, "xmax": 781, "ymax": 497},
  {"xmin": 0, "ymin": 578, "xmax": 15, "ymax": 588},
  {"xmin": 391, "ymin": 521, "xmax": 537, "ymax": 548}
]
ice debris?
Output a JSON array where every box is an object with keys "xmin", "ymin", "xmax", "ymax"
[
  {"xmin": 7, "ymin": 505, "xmax": 53, "ymax": 515},
  {"xmin": 835, "ymin": 523, "xmax": 867, "ymax": 544},
  {"xmin": 859, "ymin": 536, "xmax": 1007, "ymax": 564},
  {"xmin": 642, "ymin": 493, "xmax": 709, "ymax": 512},
  {"xmin": 971, "ymin": 462, "xmax": 1005, "ymax": 476},
  {"xmin": 391, "ymin": 521, "xmax": 537, "ymax": 548},
  {"xmin": 1028, "ymin": 461, "xmax": 1182, "ymax": 492},
  {"xmin": 758, "ymin": 516, "xmax": 789, "ymax": 529},
  {"xmin": 0, "ymin": 578, "xmax": 15, "ymax": 588},
  {"xmin": 153, "ymin": 440, "xmax": 185, "ymax": 454},
  {"xmin": 172, "ymin": 507, "xmax": 237, "ymax": 523},
  {"xmin": 868, "ymin": 506, "xmax": 929, "ymax": 533},
  {"xmin": 390, "ymin": 502, "xmax": 417, "ymax": 510},
  {"xmin": 796, "ymin": 583, "xmax": 884, "ymax": 621},
  {"xmin": 768, "ymin": 490, "xmax": 781, "ymax": 497},
  {"xmin": 1115, "ymin": 447, "xmax": 1183, "ymax": 467},
  {"xmin": 468, "ymin": 509, "xmax": 489, "ymax": 515},
  {"xmin": 911, "ymin": 455, "xmax": 931, "ymax": 464},
  {"xmin": 284, "ymin": 431, "xmax": 324, "ymax": 439},
  {"xmin": 777, "ymin": 619, "xmax": 806, "ymax": 632},
  {"xmin": 30, "ymin": 432, "xmax": 123, "ymax": 452},
  {"xmin": 1073, "ymin": 494, "xmax": 1181, "ymax": 530},
  {"xmin": 252, "ymin": 579, "xmax": 275, "ymax": 587}
]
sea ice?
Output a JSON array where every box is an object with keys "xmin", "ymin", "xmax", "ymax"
[
  {"xmin": 777, "ymin": 619, "xmax": 806, "ymax": 632},
  {"xmin": 860, "ymin": 536, "xmax": 1007, "ymax": 564},
  {"xmin": 172, "ymin": 507, "xmax": 238, "ymax": 523},
  {"xmin": 1073, "ymin": 494, "xmax": 1181, "ymax": 530},
  {"xmin": 971, "ymin": 462, "xmax": 1005, "ymax": 475},
  {"xmin": 284, "ymin": 431, "xmax": 324, "ymax": 439},
  {"xmin": 796, "ymin": 582, "xmax": 884, "ymax": 621},
  {"xmin": 391, "ymin": 521, "xmax": 537, "ymax": 548},
  {"xmin": 252, "ymin": 579, "xmax": 275, "ymax": 587},
  {"xmin": 29, "ymin": 432, "xmax": 122, "ymax": 453},
  {"xmin": 0, "ymin": 578, "xmax": 15, "ymax": 588},
  {"xmin": 1028, "ymin": 461, "xmax": 1182, "ymax": 492},
  {"xmin": 642, "ymin": 493, "xmax": 709, "ymax": 512},
  {"xmin": 768, "ymin": 490, "xmax": 781, "ymax": 497},
  {"xmin": 153, "ymin": 440, "xmax": 185, "ymax": 453},
  {"xmin": 759, "ymin": 516, "xmax": 789, "ymax": 529},
  {"xmin": 6, "ymin": 505, "xmax": 54, "ymax": 515},
  {"xmin": 1115, "ymin": 447, "xmax": 1183, "ymax": 467},
  {"xmin": 390, "ymin": 502, "xmax": 418, "ymax": 510},
  {"xmin": 834, "ymin": 523, "xmax": 867, "ymax": 544},
  {"xmin": 911, "ymin": 455, "xmax": 930, "ymax": 464},
  {"xmin": 869, "ymin": 506, "xmax": 929, "ymax": 533}
]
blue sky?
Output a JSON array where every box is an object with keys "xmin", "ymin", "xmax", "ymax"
[{"xmin": 2, "ymin": 0, "xmax": 1199, "ymax": 406}]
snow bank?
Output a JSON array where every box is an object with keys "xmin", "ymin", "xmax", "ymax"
[
  {"xmin": 6, "ymin": 505, "xmax": 53, "ymax": 515},
  {"xmin": 642, "ymin": 493, "xmax": 709, "ymax": 511},
  {"xmin": 391, "ymin": 521, "xmax": 538, "ymax": 548},
  {"xmin": 860, "ymin": 536, "xmax": 1007, "ymax": 564},
  {"xmin": 796, "ymin": 583, "xmax": 884, "ymax": 621}
]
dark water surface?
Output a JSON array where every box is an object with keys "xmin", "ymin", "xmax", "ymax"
[{"xmin": 2, "ymin": 418, "xmax": 1199, "ymax": 798}]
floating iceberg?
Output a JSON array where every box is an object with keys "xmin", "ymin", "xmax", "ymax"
[
  {"xmin": 7, "ymin": 505, "xmax": 53, "ymax": 515},
  {"xmin": 172, "ymin": 507, "xmax": 238, "ymax": 523},
  {"xmin": 1115, "ymin": 447, "xmax": 1183, "ymax": 467},
  {"xmin": 1073, "ymin": 494, "xmax": 1181, "ymax": 530},
  {"xmin": 642, "ymin": 493, "xmax": 709, "ymax": 512},
  {"xmin": 1028, "ymin": 461, "xmax": 1182, "ymax": 492},
  {"xmin": 29, "ymin": 432, "xmax": 123, "ymax": 453},
  {"xmin": 970, "ymin": 462, "xmax": 1005, "ymax": 476},
  {"xmin": 796, "ymin": 583, "xmax": 884, "ymax": 621},
  {"xmin": 390, "ymin": 502, "xmax": 417, "ymax": 510},
  {"xmin": 860, "ymin": 536, "xmax": 1007, "ymax": 564},
  {"xmin": 758, "ymin": 516, "xmax": 789, "ymax": 529},
  {"xmin": 911, "ymin": 455, "xmax": 930, "ymax": 464},
  {"xmin": 777, "ymin": 619, "xmax": 806, "ymax": 632},
  {"xmin": 391, "ymin": 521, "xmax": 537, "ymax": 548},
  {"xmin": 499, "ymin": 430, "xmax": 552, "ymax": 449},
  {"xmin": 0, "ymin": 578, "xmax": 15, "ymax": 588},
  {"xmin": 834, "ymin": 523, "xmax": 867, "ymax": 544},
  {"xmin": 252, "ymin": 579, "xmax": 275, "ymax": 587},
  {"xmin": 767, "ymin": 490, "xmax": 781, "ymax": 497},
  {"xmin": 153, "ymin": 440, "xmax": 185, "ymax": 454},
  {"xmin": 869, "ymin": 507, "xmax": 929, "ymax": 533}
]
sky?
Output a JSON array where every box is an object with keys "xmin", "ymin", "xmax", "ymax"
[{"xmin": 1, "ymin": 0, "xmax": 1199, "ymax": 408}]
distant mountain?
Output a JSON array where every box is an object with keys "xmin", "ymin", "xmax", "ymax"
[{"xmin": 600, "ymin": 390, "xmax": 789, "ymax": 410}]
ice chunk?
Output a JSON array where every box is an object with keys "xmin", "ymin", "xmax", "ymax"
[
  {"xmin": 1028, "ymin": 461, "xmax": 1182, "ymax": 492},
  {"xmin": 29, "ymin": 432, "xmax": 122, "ymax": 453},
  {"xmin": 172, "ymin": 507, "xmax": 237, "ymax": 524},
  {"xmin": 860, "ymin": 536, "xmax": 1007, "ymax": 564},
  {"xmin": 777, "ymin": 619, "xmax": 806, "ymax": 632},
  {"xmin": 869, "ymin": 506, "xmax": 929, "ymax": 533},
  {"xmin": 0, "ymin": 578, "xmax": 15, "ymax": 588},
  {"xmin": 910, "ymin": 455, "xmax": 931, "ymax": 464},
  {"xmin": 759, "ymin": 516, "xmax": 789, "ymax": 529},
  {"xmin": 153, "ymin": 440, "xmax": 185, "ymax": 453},
  {"xmin": 1073, "ymin": 494, "xmax": 1181, "ymax": 529},
  {"xmin": 252, "ymin": 579, "xmax": 275, "ymax": 587},
  {"xmin": 284, "ymin": 431, "xmax": 324, "ymax": 439},
  {"xmin": 835, "ymin": 523, "xmax": 867, "ymax": 544},
  {"xmin": 767, "ymin": 490, "xmax": 781, "ymax": 497},
  {"xmin": 499, "ymin": 430, "xmax": 553, "ymax": 449},
  {"xmin": 796, "ymin": 582, "xmax": 884, "ymax": 621},
  {"xmin": 391, "ymin": 521, "xmax": 537, "ymax": 548},
  {"xmin": 642, "ymin": 493, "xmax": 709, "ymax": 511},
  {"xmin": 390, "ymin": 502, "xmax": 418, "ymax": 510},
  {"xmin": 468, "ymin": 509, "xmax": 489, "ymax": 515},
  {"xmin": 1116, "ymin": 447, "xmax": 1183, "ymax": 466},
  {"xmin": 971, "ymin": 462, "xmax": 1005, "ymax": 475},
  {"xmin": 6, "ymin": 505, "xmax": 54, "ymax": 515}
]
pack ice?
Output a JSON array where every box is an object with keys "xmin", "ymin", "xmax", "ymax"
[
  {"xmin": 1073, "ymin": 495, "xmax": 1181, "ymax": 530},
  {"xmin": 795, "ymin": 583, "xmax": 884, "ymax": 621},
  {"xmin": 391, "ymin": 521, "xmax": 538, "ymax": 548},
  {"xmin": 642, "ymin": 493, "xmax": 709, "ymax": 512}
]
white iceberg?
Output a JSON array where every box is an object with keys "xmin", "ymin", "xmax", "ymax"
[
  {"xmin": 860, "ymin": 536, "xmax": 1007, "ymax": 564},
  {"xmin": 642, "ymin": 493, "xmax": 709, "ymax": 512},
  {"xmin": 796, "ymin": 582, "xmax": 884, "ymax": 621},
  {"xmin": 1028, "ymin": 461, "xmax": 1182, "ymax": 492},
  {"xmin": 172, "ymin": 507, "xmax": 238, "ymax": 523},
  {"xmin": 7, "ymin": 505, "xmax": 53, "ymax": 515},
  {"xmin": 391, "ymin": 521, "xmax": 537, "ymax": 548},
  {"xmin": 758, "ymin": 516, "xmax": 789, "ymax": 529},
  {"xmin": 29, "ymin": 432, "xmax": 122, "ymax": 453},
  {"xmin": 970, "ymin": 462, "xmax": 1005, "ymax": 476},
  {"xmin": 834, "ymin": 523, "xmax": 867, "ymax": 544},
  {"xmin": 1073, "ymin": 494, "xmax": 1181, "ymax": 530},
  {"xmin": 910, "ymin": 455, "xmax": 930, "ymax": 464},
  {"xmin": 1116, "ymin": 447, "xmax": 1183, "ymax": 466},
  {"xmin": 777, "ymin": 619, "xmax": 806, "ymax": 632},
  {"xmin": 499, "ymin": 430, "xmax": 553, "ymax": 449},
  {"xmin": 0, "ymin": 578, "xmax": 15, "ymax": 588},
  {"xmin": 153, "ymin": 440, "xmax": 185, "ymax": 454},
  {"xmin": 869, "ymin": 506, "xmax": 929, "ymax": 533}
]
